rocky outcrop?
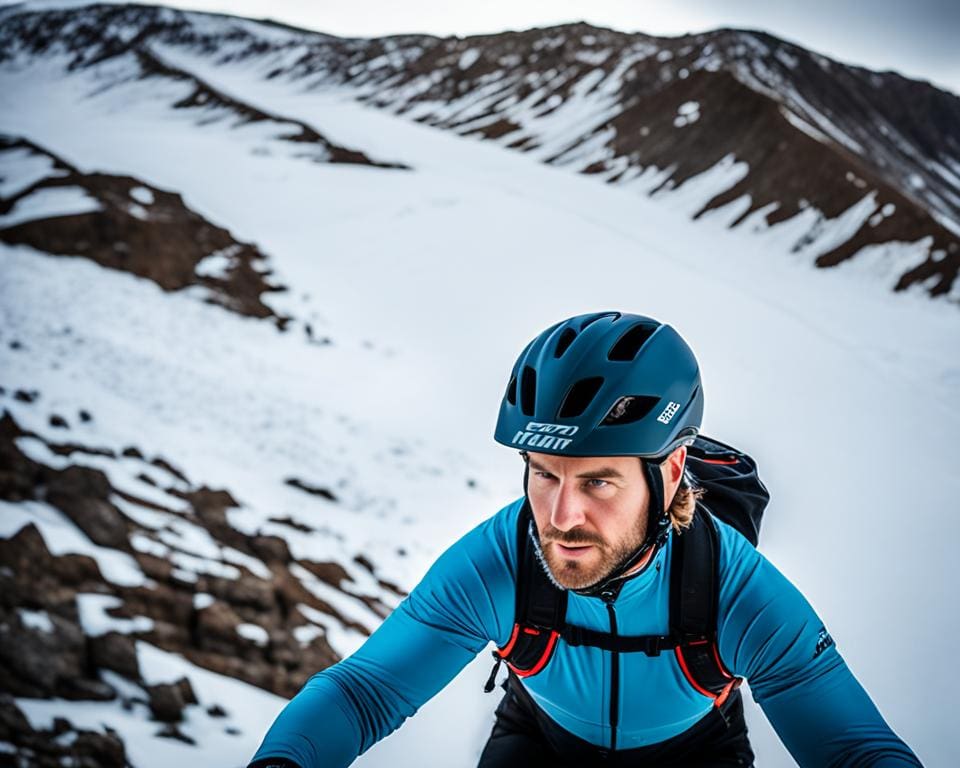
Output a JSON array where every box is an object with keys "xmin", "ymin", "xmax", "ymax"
[
  {"xmin": 0, "ymin": 405, "xmax": 400, "ymax": 732},
  {"xmin": 0, "ymin": 694, "xmax": 127, "ymax": 768},
  {"xmin": 0, "ymin": 137, "xmax": 292, "ymax": 324}
]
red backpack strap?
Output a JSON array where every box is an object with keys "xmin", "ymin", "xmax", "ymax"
[
  {"xmin": 670, "ymin": 507, "xmax": 743, "ymax": 707},
  {"xmin": 485, "ymin": 500, "xmax": 567, "ymax": 691}
]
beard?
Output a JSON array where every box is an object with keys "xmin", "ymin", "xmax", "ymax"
[{"xmin": 536, "ymin": 508, "xmax": 648, "ymax": 591}]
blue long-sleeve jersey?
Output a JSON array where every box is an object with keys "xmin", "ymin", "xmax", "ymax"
[{"xmin": 251, "ymin": 497, "xmax": 921, "ymax": 766}]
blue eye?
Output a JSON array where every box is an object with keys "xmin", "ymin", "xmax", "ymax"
[{"xmin": 586, "ymin": 479, "xmax": 608, "ymax": 488}]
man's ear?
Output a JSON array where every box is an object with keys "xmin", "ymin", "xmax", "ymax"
[
  {"xmin": 666, "ymin": 445, "xmax": 687, "ymax": 485},
  {"xmin": 660, "ymin": 445, "xmax": 687, "ymax": 511}
]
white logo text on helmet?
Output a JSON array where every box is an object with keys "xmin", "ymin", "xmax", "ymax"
[
  {"xmin": 657, "ymin": 401, "xmax": 681, "ymax": 425},
  {"xmin": 512, "ymin": 422, "xmax": 579, "ymax": 451}
]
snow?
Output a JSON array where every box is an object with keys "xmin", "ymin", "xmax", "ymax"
[
  {"xmin": 775, "ymin": 49, "xmax": 799, "ymax": 69},
  {"xmin": 17, "ymin": 607, "xmax": 54, "ymax": 633},
  {"xmin": 195, "ymin": 244, "xmax": 241, "ymax": 278},
  {"xmin": 782, "ymin": 87, "xmax": 865, "ymax": 155},
  {"xmin": 458, "ymin": 48, "xmax": 479, "ymax": 71},
  {"xmin": 130, "ymin": 532, "xmax": 170, "ymax": 559},
  {"xmin": 110, "ymin": 493, "xmax": 175, "ymax": 530},
  {"xmin": 0, "ymin": 145, "xmax": 68, "ymax": 197},
  {"xmin": 76, "ymin": 593, "xmax": 154, "ymax": 636},
  {"xmin": 0, "ymin": 15, "xmax": 957, "ymax": 766},
  {"xmin": 292, "ymin": 622, "xmax": 324, "ymax": 646},
  {"xmin": 655, "ymin": 154, "xmax": 749, "ymax": 218},
  {"xmin": 296, "ymin": 602, "xmax": 368, "ymax": 659},
  {"xmin": 796, "ymin": 190, "xmax": 879, "ymax": 261},
  {"xmin": 0, "ymin": 499, "xmax": 146, "ymax": 587},
  {"xmin": 574, "ymin": 48, "xmax": 611, "ymax": 66},
  {"xmin": 290, "ymin": 563, "xmax": 382, "ymax": 633},
  {"xmin": 222, "ymin": 546, "xmax": 272, "ymax": 579},
  {"xmin": 779, "ymin": 106, "xmax": 831, "ymax": 145},
  {"xmin": 169, "ymin": 549, "xmax": 243, "ymax": 580},
  {"xmin": 0, "ymin": 184, "xmax": 101, "ymax": 227},
  {"xmin": 673, "ymin": 100, "xmax": 701, "ymax": 127},
  {"xmin": 16, "ymin": 641, "xmax": 288, "ymax": 768},
  {"xmin": 193, "ymin": 593, "xmax": 215, "ymax": 610},
  {"xmin": 126, "ymin": 201, "xmax": 149, "ymax": 219},
  {"xmin": 129, "ymin": 185, "xmax": 154, "ymax": 205},
  {"xmin": 12, "ymin": 436, "xmax": 189, "ymax": 515},
  {"xmin": 237, "ymin": 622, "xmax": 269, "ymax": 646}
]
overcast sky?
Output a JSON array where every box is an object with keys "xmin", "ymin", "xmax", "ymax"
[{"xmin": 6, "ymin": 0, "xmax": 960, "ymax": 95}]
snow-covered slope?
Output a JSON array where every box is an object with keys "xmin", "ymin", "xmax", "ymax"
[
  {"xmin": 2, "ymin": 2, "xmax": 957, "ymax": 299},
  {"xmin": 1, "ymin": 4, "xmax": 958, "ymax": 767}
]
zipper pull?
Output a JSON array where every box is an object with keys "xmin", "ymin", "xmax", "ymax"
[{"xmin": 484, "ymin": 653, "xmax": 504, "ymax": 693}]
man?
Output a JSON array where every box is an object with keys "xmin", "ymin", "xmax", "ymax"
[{"xmin": 249, "ymin": 312, "xmax": 921, "ymax": 767}]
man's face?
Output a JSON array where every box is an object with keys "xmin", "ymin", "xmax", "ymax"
[{"xmin": 526, "ymin": 451, "xmax": 651, "ymax": 591}]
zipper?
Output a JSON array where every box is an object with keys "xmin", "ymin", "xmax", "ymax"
[{"xmin": 602, "ymin": 592, "xmax": 619, "ymax": 753}]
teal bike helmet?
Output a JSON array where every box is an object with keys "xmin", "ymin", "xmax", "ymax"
[{"xmin": 494, "ymin": 311, "xmax": 704, "ymax": 595}]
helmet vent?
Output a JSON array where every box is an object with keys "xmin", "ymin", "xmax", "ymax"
[
  {"xmin": 559, "ymin": 377, "xmax": 604, "ymax": 418},
  {"xmin": 554, "ymin": 328, "xmax": 577, "ymax": 357},
  {"xmin": 579, "ymin": 311, "xmax": 620, "ymax": 331},
  {"xmin": 601, "ymin": 395, "xmax": 661, "ymax": 425},
  {"xmin": 608, "ymin": 323, "xmax": 657, "ymax": 361},
  {"xmin": 520, "ymin": 365, "xmax": 537, "ymax": 416},
  {"xmin": 506, "ymin": 375, "xmax": 517, "ymax": 406}
]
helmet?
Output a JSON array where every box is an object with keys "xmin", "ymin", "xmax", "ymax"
[
  {"xmin": 494, "ymin": 311, "xmax": 703, "ymax": 458},
  {"xmin": 494, "ymin": 311, "xmax": 704, "ymax": 597}
]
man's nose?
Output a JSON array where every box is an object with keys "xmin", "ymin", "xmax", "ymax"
[{"xmin": 550, "ymin": 482, "xmax": 586, "ymax": 531}]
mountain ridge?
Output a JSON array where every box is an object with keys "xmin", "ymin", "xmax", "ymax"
[{"xmin": 3, "ymin": 2, "xmax": 956, "ymax": 299}]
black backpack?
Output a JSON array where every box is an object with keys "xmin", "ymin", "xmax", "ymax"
[{"xmin": 484, "ymin": 435, "xmax": 770, "ymax": 711}]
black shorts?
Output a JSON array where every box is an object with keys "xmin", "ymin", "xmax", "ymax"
[{"xmin": 478, "ymin": 676, "xmax": 754, "ymax": 768}]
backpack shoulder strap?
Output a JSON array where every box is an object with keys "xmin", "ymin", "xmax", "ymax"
[
  {"xmin": 670, "ymin": 506, "xmax": 742, "ymax": 707},
  {"xmin": 513, "ymin": 499, "xmax": 568, "ymax": 632},
  {"xmin": 485, "ymin": 500, "xmax": 567, "ymax": 691}
]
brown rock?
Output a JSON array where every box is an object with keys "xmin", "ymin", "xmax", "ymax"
[
  {"xmin": 64, "ymin": 677, "xmax": 117, "ymax": 701},
  {"xmin": 155, "ymin": 722, "xmax": 196, "ymax": 744},
  {"xmin": 250, "ymin": 534, "xmax": 291, "ymax": 564},
  {"xmin": 209, "ymin": 573, "xmax": 274, "ymax": 611},
  {"xmin": 72, "ymin": 730, "xmax": 127, "ymax": 767},
  {"xmin": 176, "ymin": 676, "xmax": 198, "ymax": 705},
  {"xmin": 134, "ymin": 551, "xmax": 173, "ymax": 582},
  {"xmin": 195, "ymin": 600, "xmax": 242, "ymax": 651},
  {"xmin": 0, "ymin": 694, "xmax": 127, "ymax": 767},
  {"xmin": 0, "ymin": 602, "xmax": 86, "ymax": 697},
  {"xmin": 124, "ymin": 582, "xmax": 192, "ymax": 627},
  {"xmin": 0, "ymin": 525, "xmax": 103, "ymax": 608},
  {"xmin": 0, "ymin": 693, "xmax": 30, "ymax": 739},
  {"xmin": 45, "ymin": 465, "xmax": 129, "ymax": 549},
  {"xmin": 147, "ymin": 679, "xmax": 190, "ymax": 722},
  {"xmin": 298, "ymin": 559, "xmax": 350, "ymax": 588},
  {"xmin": 89, "ymin": 631, "xmax": 140, "ymax": 680}
]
